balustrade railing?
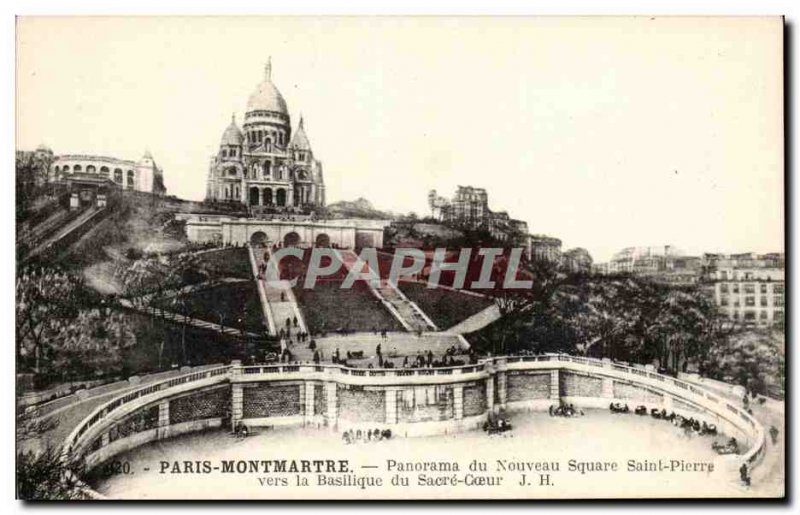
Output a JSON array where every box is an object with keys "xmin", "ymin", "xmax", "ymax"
[
  {"xmin": 64, "ymin": 353, "xmax": 766, "ymax": 474},
  {"xmin": 64, "ymin": 366, "xmax": 231, "ymax": 454}
]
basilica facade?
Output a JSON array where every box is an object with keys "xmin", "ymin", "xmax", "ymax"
[{"xmin": 205, "ymin": 60, "xmax": 325, "ymax": 211}]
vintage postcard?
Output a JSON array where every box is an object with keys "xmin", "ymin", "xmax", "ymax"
[{"xmin": 15, "ymin": 16, "xmax": 785, "ymax": 500}]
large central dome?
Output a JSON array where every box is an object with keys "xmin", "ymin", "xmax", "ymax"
[{"xmin": 246, "ymin": 59, "xmax": 288, "ymax": 114}]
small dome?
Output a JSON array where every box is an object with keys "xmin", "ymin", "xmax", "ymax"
[
  {"xmin": 221, "ymin": 115, "xmax": 243, "ymax": 146},
  {"xmin": 246, "ymin": 59, "xmax": 288, "ymax": 115},
  {"xmin": 138, "ymin": 150, "xmax": 156, "ymax": 165},
  {"xmin": 289, "ymin": 117, "xmax": 311, "ymax": 150}
]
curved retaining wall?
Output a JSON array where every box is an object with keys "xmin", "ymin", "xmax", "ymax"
[{"xmin": 63, "ymin": 355, "xmax": 766, "ymax": 495}]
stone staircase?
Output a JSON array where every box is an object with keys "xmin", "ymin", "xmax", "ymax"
[
  {"xmin": 335, "ymin": 249, "xmax": 437, "ymax": 333},
  {"xmin": 377, "ymin": 280, "xmax": 437, "ymax": 332},
  {"xmin": 249, "ymin": 245, "xmax": 308, "ymax": 336}
]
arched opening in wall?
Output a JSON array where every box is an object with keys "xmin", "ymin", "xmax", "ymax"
[
  {"xmin": 263, "ymin": 161, "xmax": 271, "ymax": 178},
  {"xmin": 100, "ymin": 166, "xmax": 109, "ymax": 176},
  {"xmin": 74, "ymin": 165, "xmax": 82, "ymax": 172},
  {"xmin": 250, "ymin": 231, "xmax": 268, "ymax": 247},
  {"xmin": 86, "ymin": 165, "xmax": 96, "ymax": 174},
  {"xmin": 315, "ymin": 233, "xmax": 331, "ymax": 248},
  {"xmin": 127, "ymin": 170, "xmax": 135, "ymax": 188},
  {"xmin": 276, "ymin": 189, "xmax": 287, "ymax": 206},
  {"xmin": 355, "ymin": 232, "xmax": 375, "ymax": 249},
  {"xmin": 249, "ymin": 187, "xmax": 260, "ymax": 206},
  {"xmin": 114, "ymin": 169, "xmax": 123, "ymax": 184},
  {"xmin": 283, "ymin": 232, "xmax": 301, "ymax": 247},
  {"xmin": 62, "ymin": 165, "xmax": 70, "ymax": 173},
  {"xmin": 264, "ymin": 188, "xmax": 273, "ymax": 206}
]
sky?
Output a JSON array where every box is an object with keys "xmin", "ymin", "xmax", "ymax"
[{"xmin": 16, "ymin": 16, "xmax": 784, "ymax": 262}]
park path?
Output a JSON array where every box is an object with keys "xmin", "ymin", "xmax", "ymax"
[
  {"xmin": 117, "ymin": 298, "xmax": 260, "ymax": 338},
  {"xmin": 445, "ymin": 303, "xmax": 501, "ymax": 334}
]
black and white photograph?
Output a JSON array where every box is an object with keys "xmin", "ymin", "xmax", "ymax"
[{"xmin": 12, "ymin": 13, "xmax": 787, "ymax": 502}]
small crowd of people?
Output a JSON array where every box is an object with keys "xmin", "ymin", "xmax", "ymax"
[
  {"xmin": 549, "ymin": 403, "xmax": 584, "ymax": 417},
  {"xmin": 233, "ymin": 421, "xmax": 250, "ymax": 438},
  {"xmin": 614, "ymin": 403, "xmax": 721, "ymax": 437},
  {"xmin": 711, "ymin": 437, "xmax": 740, "ymax": 455},
  {"xmin": 342, "ymin": 428, "xmax": 392, "ymax": 444},
  {"xmin": 483, "ymin": 415, "xmax": 513, "ymax": 435}
]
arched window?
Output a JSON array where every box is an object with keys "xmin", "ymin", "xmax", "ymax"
[
  {"xmin": 222, "ymin": 148, "xmax": 228, "ymax": 158},
  {"xmin": 114, "ymin": 169, "xmax": 123, "ymax": 183},
  {"xmin": 263, "ymin": 161, "xmax": 271, "ymax": 178},
  {"xmin": 127, "ymin": 170, "xmax": 135, "ymax": 188},
  {"xmin": 74, "ymin": 165, "xmax": 82, "ymax": 172},
  {"xmin": 62, "ymin": 165, "xmax": 70, "ymax": 173},
  {"xmin": 265, "ymin": 139, "xmax": 272, "ymax": 152},
  {"xmin": 86, "ymin": 165, "xmax": 96, "ymax": 173},
  {"xmin": 249, "ymin": 187, "xmax": 260, "ymax": 206},
  {"xmin": 100, "ymin": 166, "xmax": 109, "ymax": 176}
]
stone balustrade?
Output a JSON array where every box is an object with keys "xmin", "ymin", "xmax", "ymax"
[{"xmin": 63, "ymin": 354, "xmax": 766, "ymax": 495}]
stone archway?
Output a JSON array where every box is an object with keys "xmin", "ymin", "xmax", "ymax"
[
  {"xmin": 276, "ymin": 188, "xmax": 287, "ymax": 207},
  {"xmin": 264, "ymin": 187, "xmax": 273, "ymax": 206},
  {"xmin": 250, "ymin": 231, "xmax": 268, "ymax": 246},
  {"xmin": 283, "ymin": 231, "xmax": 301, "ymax": 247},
  {"xmin": 249, "ymin": 187, "xmax": 260, "ymax": 206},
  {"xmin": 315, "ymin": 233, "xmax": 331, "ymax": 248}
]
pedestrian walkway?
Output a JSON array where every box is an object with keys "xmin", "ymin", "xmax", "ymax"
[
  {"xmin": 132, "ymin": 277, "xmax": 247, "ymax": 306},
  {"xmin": 290, "ymin": 331, "xmax": 468, "ymax": 363},
  {"xmin": 117, "ymin": 298, "xmax": 260, "ymax": 338},
  {"xmin": 445, "ymin": 303, "xmax": 501, "ymax": 334},
  {"xmin": 249, "ymin": 245, "xmax": 307, "ymax": 336}
]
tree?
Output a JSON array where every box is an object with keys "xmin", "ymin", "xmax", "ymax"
[
  {"xmin": 16, "ymin": 267, "xmax": 86, "ymax": 374},
  {"xmin": 702, "ymin": 329, "xmax": 785, "ymax": 394},
  {"xmin": 16, "ymin": 149, "xmax": 54, "ymax": 219},
  {"xmin": 468, "ymin": 268, "xmax": 728, "ymax": 370},
  {"xmin": 16, "ymin": 405, "xmax": 86, "ymax": 500}
]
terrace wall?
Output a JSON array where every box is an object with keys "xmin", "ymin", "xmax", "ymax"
[{"xmin": 65, "ymin": 356, "xmax": 767, "ymax": 498}]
